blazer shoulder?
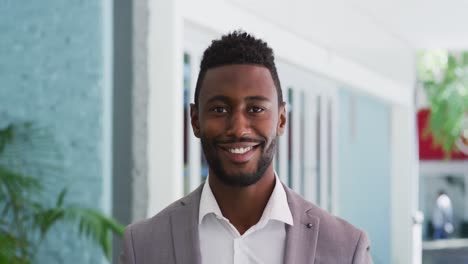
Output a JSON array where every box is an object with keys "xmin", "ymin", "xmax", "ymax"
[
  {"xmin": 286, "ymin": 188, "xmax": 371, "ymax": 262},
  {"xmin": 308, "ymin": 203, "xmax": 371, "ymax": 262},
  {"xmin": 122, "ymin": 198, "xmax": 182, "ymax": 252},
  {"xmin": 309, "ymin": 203, "xmax": 363, "ymax": 239},
  {"xmin": 124, "ymin": 185, "xmax": 203, "ymax": 245},
  {"xmin": 120, "ymin": 199, "xmax": 189, "ymax": 264},
  {"xmin": 288, "ymin": 188, "xmax": 364, "ymax": 241}
]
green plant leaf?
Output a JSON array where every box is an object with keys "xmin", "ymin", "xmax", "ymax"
[
  {"xmin": 0, "ymin": 230, "xmax": 16, "ymax": 264},
  {"xmin": 419, "ymin": 50, "xmax": 468, "ymax": 156},
  {"xmin": 33, "ymin": 208, "xmax": 65, "ymax": 236},
  {"xmin": 56, "ymin": 189, "xmax": 67, "ymax": 208},
  {"xmin": 0, "ymin": 121, "xmax": 124, "ymax": 262},
  {"xmin": 61, "ymin": 207, "xmax": 124, "ymax": 260}
]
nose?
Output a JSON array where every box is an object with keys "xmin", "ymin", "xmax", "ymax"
[{"xmin": 226, "ymin": 110, "xmax": 251, "ymax": 138}]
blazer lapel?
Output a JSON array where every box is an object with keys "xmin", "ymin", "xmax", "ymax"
[
  {"xmin": 283, "ymin": 185, "xmax": 319, "ymax": 264},
  {"xmin": 171, "ymin": 185, "xmax": 203, "ymax": 264}
]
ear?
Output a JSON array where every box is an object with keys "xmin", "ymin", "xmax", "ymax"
[
  {"xmin": 190, "ymin": 103, "xmax": 201, "ymax": 138},
  {"xmin": 277, "ymin": 101, "xmax": 286, "ymax": 136}
]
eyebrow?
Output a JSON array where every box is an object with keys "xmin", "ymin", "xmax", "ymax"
[
  {"xmin": 205, "ymin": 95, "xmax": 271, "ymax": 104},
  {"xmin": 245, "ymin": 96, "xmax": 270, "ymax": 102}
]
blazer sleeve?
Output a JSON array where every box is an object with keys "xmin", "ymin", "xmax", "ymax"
[
  {"xmin": 120, "ymin": 226, "xmax": 136, "ymax": 264},
  {"xmin": 352, "ymin": 231, "xmax": 373, "ymax": 264}
]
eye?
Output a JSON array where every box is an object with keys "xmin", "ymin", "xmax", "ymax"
[
  {"xmin": 211, "ymin": 106, "xmax": 228, "ymax": 113},
  {"xmin": 248, "ymin": 106, "xmax": 265, "ymax": 113}
]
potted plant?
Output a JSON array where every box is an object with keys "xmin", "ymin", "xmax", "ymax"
[
  {"xmin": 417, "ymin": 50, "xmax": 468, "ymax": 156},
  {"xmin": 0, "ymin": 123, "xmax": 124, "ymax": 263}
]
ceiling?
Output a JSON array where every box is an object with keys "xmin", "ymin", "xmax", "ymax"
[{"xmin": 344, "ymin": 0, "xmax": 468, "ymax": 49}]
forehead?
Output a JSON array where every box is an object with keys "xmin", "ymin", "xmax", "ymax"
[{"xmin": 199, "ymin": 64, "xmax": 277, "ymax": 104}]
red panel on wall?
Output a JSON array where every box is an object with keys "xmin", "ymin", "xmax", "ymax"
[{"xmin": 418, "ymin": 109, "xmax": 468, "ymax": 160}]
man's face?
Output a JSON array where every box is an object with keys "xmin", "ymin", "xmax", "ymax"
[{"xmin": 191, "ymin": 64, "xmax": 286, "ymax": 187}]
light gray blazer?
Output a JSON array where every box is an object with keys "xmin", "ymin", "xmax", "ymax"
[{"xmin": 120, "ymin": 184, "xmax": 372, "ymax": 264}]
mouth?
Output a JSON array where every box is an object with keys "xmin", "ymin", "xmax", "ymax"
[
  {"xmin": 217, "ymin": 142, "xmax": 261, "ymax": 163},
  {"xmin": 227, "ymin": 146, "xmax": 254, "ymax": 154}
]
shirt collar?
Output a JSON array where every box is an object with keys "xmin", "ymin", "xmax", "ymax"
[
  {"xmin": 199, "ymin": 176, "xmax": 225, "ymax": 223},
  {"xmin": 198, "ymin": 173, "xmax": 294, "ymax": 227}
]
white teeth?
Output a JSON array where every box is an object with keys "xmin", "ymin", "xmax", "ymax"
[{"xmin": 229, "ymin": 146, "xmax": 253, "ymax": 154}]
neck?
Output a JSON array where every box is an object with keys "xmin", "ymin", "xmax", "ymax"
[{"xmin": 208, "ymin": 167, "xmax": 276, "ymax": 235}]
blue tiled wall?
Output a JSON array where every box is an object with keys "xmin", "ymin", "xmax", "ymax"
[
  {"xmin": 1, "ymin": 0, "xmax": 108, "ymax": 263},
  {"xmin": 338, "ymin": 89, "xmax": 391, "ymax": 264}
]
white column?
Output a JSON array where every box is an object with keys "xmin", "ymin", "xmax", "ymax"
[
  {"xmin": 465, "ymin": 173, "xmax": 468, "ymax": 221},
  {"xmin": 279, "ymin": 91, "xmax": 289, "ymax": 185},
  {"xmin": 320, "ymin": 95, "xmax": 329, "ymax": 210},
  {"xmin": 147, "ymin": 0, "xmax": 184, "ymax": 216},
  {"xmin": 189, "ymin": 51, "xmax": 202, "ymax": 191},
  {"xmin": 101, "ymin": 0, "xmax": 113, "ymax": 217},
  {"xmin": 292, "ymin": 89, "xmax": 301, "ymax": 192},
  {"xmin": 303, "ymin": 91, "xmax": 317, "ymax": 203},
  {"xmin": 330, "ymin": 93, "xmax": 339, "ymax": 215},
  {"xmin": 391, "ymin": 104, "xmax": 420, "ymax": 264},
  {"xmin": 101, "ymin": 1, "xmax": 113, "ymax": 263}
]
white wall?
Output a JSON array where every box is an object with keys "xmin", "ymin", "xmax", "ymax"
[
  {"xmin": 227, "ymin": 0, "xmax": 415, "ymax": 84},
  {"xmin": 181, "ymin": 0, "xmax": 415, "ymax": 105},
  {"xmin": 392, "ymin": 105, "xmax": 420, "ymax": 264},
  {"xmin": 146, "ymin": 0, "xmax": 184, "ymax": 216}
]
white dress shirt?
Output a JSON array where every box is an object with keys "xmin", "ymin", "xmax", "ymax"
[{"xmin": 198, "ymin": 175, "xmax": 293, "ymax": 264}]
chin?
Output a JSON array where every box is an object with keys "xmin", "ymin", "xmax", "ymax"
[{"xmin": 214, "ymin": 167, "xmax": 267, "ymax": 187}]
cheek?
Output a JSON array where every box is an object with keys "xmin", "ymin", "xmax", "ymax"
[
  {"xmin": 256, "ymin": 120, "xmax": 279, "ymax": 140},
  {"xmin": 200, "ymin": 120, "xmax": 225, "ymax": 136},
  {"xmin": 264, "ymin": 115, "xmax": 279, "ymax": 132}
]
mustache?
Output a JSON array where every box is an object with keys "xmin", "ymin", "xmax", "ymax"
[{"xmin": 214, "ymin": 137, "xmax": 265, "ymax": 144}]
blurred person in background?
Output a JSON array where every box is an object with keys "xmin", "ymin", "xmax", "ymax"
[{"xmin": 432, "ymin": 190, "xmax": 453, "ymax": 239}]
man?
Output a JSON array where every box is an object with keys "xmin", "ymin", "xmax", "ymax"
[
  {"xmin": 432, "ymin": 190, "xmax": 453, "ymax": 239},
  {"xmin": 120, "ymin": 31, "xmax": 372, "ymax": 264}
]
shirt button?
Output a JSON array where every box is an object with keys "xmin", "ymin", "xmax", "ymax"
[{"xmin": 306, "ymin": 223, "xmax": 313, "ymax": 228}]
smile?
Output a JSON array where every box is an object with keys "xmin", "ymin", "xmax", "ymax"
[
  {"xmin": 228, "ymin": 146, "xmax": 253, "ymax": 154},
  {"xmin": 217, "ymin": 142, "xmax": 261, "ymax": 163}
]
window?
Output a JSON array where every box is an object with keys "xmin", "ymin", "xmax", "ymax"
[{"xmin": 183, "ymin": 53, "xmax": 191, "ymax": 194}]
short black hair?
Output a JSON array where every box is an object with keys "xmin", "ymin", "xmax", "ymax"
[{"xmin": 194, "ymin": 30, "xmax": 283, "ymax": 107}]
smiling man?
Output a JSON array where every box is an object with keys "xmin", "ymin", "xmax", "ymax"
[{"xmin": 120, "ymin": 31, "xmax": 372, "ymax": 264}]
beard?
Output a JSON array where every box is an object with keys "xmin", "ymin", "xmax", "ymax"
[{"xmin": 200, "ymin": 135, "xmax": 278, "ymax": 187}]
